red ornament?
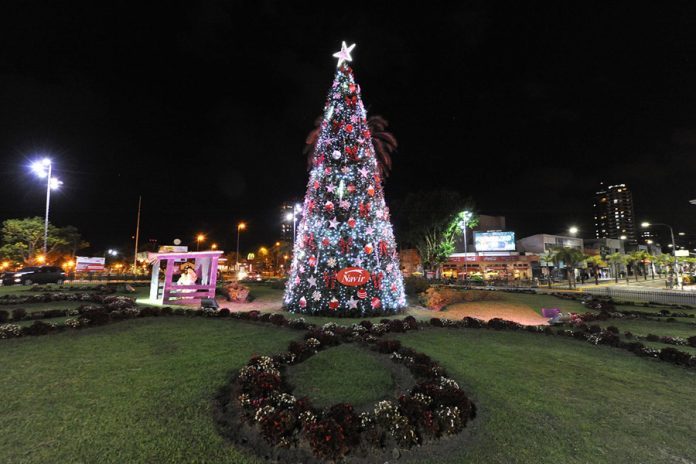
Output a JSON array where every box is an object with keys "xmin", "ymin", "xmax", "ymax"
[
  {"xmin": 349, "ymin": 83, "xmax": 356, "ymax": 93},
  {"xmin": 322, "ymin": 237, "xmax": 330, "ymax": 247},
  {"xmin": 324, "ymin": 167, "xmax": 332, "ymax": 175},
  {"xmin": 299, "ymin": 297, "xmax": 307, "ymax": 308},
  {"xmin": 308, "ymin": 255, "xmax": 317, "ymax": 267},
  {"xmin": 364, "ymin": 243, "xmax": 374, "ymax": 254},
  {"xmin": 329, "ymin": 297, "xmax": 339, "ymax": 310},
  {"xmin": 347, "ymin": 184, "xmax": 356, "ymax": 193},
  {"xmin": 391, "ymin": 283, "xmax": 398, "ymax": 292},
  {"xmin": 359, "ymin": 202, "xmax": 371, "ymax": 218},
  {"xmin": 371, "ymin": 297, "xmax": 381, "ymax": 309},
  {"xmin": 324, "ymin": 201, "xmax": 334, "ymax": 212},
  {"xmin": 379, "ymin": 240, "xmax": 388, "ymax": 256},
  {"xmin": 347, "ymin": 217, "xmax": 357, "ymax": 228},
  {"xmin": 357, "ymin": 289, "xmax": 367, "ymax": 299},
  {"xmin": 345, "ymin": 124, "xmax": 353, "ymax": 133},
  {"xmin": 367, "ymin": 185, "xmax": 375, "ymax": 197},
  {"xmin": 313, "ymin": 181, "xmax": 320, "ymax": 190}
]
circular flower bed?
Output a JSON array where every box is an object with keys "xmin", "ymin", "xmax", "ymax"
[{"xmin": 218, "ymin": 322, "xmax": 476, "ymax": 462}]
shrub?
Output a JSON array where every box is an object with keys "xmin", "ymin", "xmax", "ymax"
[
  {"xmin": 688, "ymin": 336, "xmax": 696, "ymax": 348},
  {"xmin": 376, "ymin": 339, "xmax": 401, "ymax": 353},
  {"xmin": 588, "ymin": 324, "xmax": 602, "ymax": 334},
  {"xmin": 606, "ymin": 326, "xmax": 619, "ymax": 334},
  {"xmin": 404, "ymin": 276, "xmax": 430, "ymax": 295},
  {"xmin": 325, "ymin": 403, "xmax": 361, "ymax": 446},
  {"xmin": 403, "ymin": 315, "xmax": 418, "ymax": 330},
  {"xmin": 658, "ymin": 347, "xmax": 694, "ymax": 366},
  {"xmin": 258, "ymin": 408, "xmax": 298, "ymax": 446},
  {"xmin": 25, "ymin": 320, "xmax": 55, "ymax": 336},
  {"xmin": 218, "ymin": 308, "xmax": 230, "ymax": 317},
  {"xmin": 161, "ymin": 306, "xmax": 173, "ymax": 315},
  {"xmin": 138, "ymin": 307, "xmax": 161, "ymax": 317},
  {"xmin": 0, "ymin": 323, "xmax": 23, "ymax": 339},
  {"xmin": 624, "ymin": 331, "xmax": 633, "ymax": 339},
  {"xmin": 270, "ymin": 314, "xmax": 287, "ymax": 326},
  {"xmin": 0, "ymin": 310, "xmax": 8, "ymax": 323},
  {"xmin": 11, "ymin": 308, "xmax": 27, "ymax": 321},
  {"xmin": 388, "ymin": 319, "xmax": 406, "ymax": 333},
  {"xmin": 646, "ymin": 333, "xmax": 660, "ymax": 342},
  {"xmin": 81, "ymin": 308, "xmax": 110, "ymax": 326},
  {"xmin": 306, "ymin": 418, "xmax": 348, "ymax": 461}
]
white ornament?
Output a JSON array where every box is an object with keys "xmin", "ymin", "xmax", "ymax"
[
  {"xmin": 332, "ymin": 150, "xmax": 341, "ymax": 160},
  {"xmin": 328, "ymin": 217, "xmax": 340, "ymax": 229},
  {"xmin": 365, "ymin": 226, "xmax": 375, "ymax": 235},
  {"xmin": 312, "ymin": 291, "xmax": 322, "ymax": 301},
  {"xmin": 347, "ymin": 297, "xmax": 359, "ymax": 309},
  {"xmin": 307, "ymin": 276, "xmax": 317, "ymax": 288},
  {"xmin": 358, "ymin": 167, "xmax": 369, "ymax": 178},
  {"xmin": 326, "ymin": 184, "xmax": 337, "ymax": 193},
  {"xmin": 327, "ymin": 257, "xmax": 337, "ymax": 268},
  {"xmin": 333, "ymin": 41, "xmax": 356, "ymax": 67}
]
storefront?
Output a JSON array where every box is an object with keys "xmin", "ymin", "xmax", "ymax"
[{"xmin": 444, "ymin": 253, "xmax": 535, "ymax": 281}]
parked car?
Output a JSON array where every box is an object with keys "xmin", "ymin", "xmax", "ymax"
[{"xmin": 1, "ymin": 266, "xmax": 67, "ymax": 286}]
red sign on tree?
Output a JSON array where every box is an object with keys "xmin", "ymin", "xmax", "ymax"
[{"xmin": 337, "ymin": 267, "xmax": 371, "ymax": 286}]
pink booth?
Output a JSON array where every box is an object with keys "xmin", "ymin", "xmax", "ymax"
[{"xmin": 147, "ymin": 251, "xmax": 224, "ymax": 305}]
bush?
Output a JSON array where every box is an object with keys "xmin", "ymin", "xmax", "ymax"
[
  {"xmin": 24, "ymin": 320, "xmax": 54, "ymax": 336},
  {"xmin": 658, "ymin": 347, "xmax": 694, "ymax": 366},
  {"xmin": 606, "ymin": 326, "xmax": 619, "ymax": 334},
  {"xmin": 81, "ymin": 308, "xmax": 110, "ymax": 326},
  {"xmin": 270, "ymin": 314, "xmax": 287, "ymax": 326},
  {"xmin": 420, "ymin": 287, "xmax": 500, "ymax": 310},
  {"xmin": 404, "ymin": 276, "xmax": 430, "ymax": 295},
  {"xmin": 375, "ymin": 339, "xmax": 401, "ymax": 353},
  {"xmin": 0, "ymin": 310, "xmax": 8, "ymax": 323},
  {"xmin": 138, "ymin": 307, "xmax": 161, "ymax": 317},
  {"xmin": 218, "ymin": 308, "xmax": 230, "ymax": 317},
  {"xmin": 306, "ymin": 418, "xmax": 348, "ymax": 461},
  {"xmin": 161, "ymin": 306, "xmax": 173, "ymax": 315},
  {"xmin": 646, "ymin": 333, "xmax": 660, "ymax": 342},
  {"xmin": 688, "ymin": 336, "xmax": 696, "ymax": 348},
  {"xmin": 12, "ymin": 308, "xmax": 27, "ymax": 321}
]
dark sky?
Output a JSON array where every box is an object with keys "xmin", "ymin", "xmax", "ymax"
[{"xmin": 1, "ymin": 1, "xmax": 696, "ymax": 254}]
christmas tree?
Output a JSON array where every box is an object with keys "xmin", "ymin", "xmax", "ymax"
[{"xmin": 284, "ymin": 42, "xmax": 406, "ymax": 316}]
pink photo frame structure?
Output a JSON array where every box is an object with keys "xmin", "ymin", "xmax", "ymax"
[{"xmin": 147, "ymin": 250, "xmax": 224, "ymax": 305}]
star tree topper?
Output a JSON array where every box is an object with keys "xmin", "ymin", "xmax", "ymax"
[{"xmin": 333, "ymin": 41, "xmax": 356, "ymax": 67}]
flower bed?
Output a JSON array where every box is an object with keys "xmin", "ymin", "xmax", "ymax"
[
  {"xmin": 419, "ymin": 287, "xmax": 502, "ymax": 311},
  {"xmin": 223, "ymin": 321, "xmax": 476, "ymax": 462}
]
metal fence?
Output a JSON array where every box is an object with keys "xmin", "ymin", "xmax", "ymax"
[{"xmin": 583, "ymin": 286, "xmax": 696, "ymax": 307}]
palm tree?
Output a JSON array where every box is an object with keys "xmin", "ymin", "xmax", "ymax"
[
  {"xmin": 607, "ymin": 252, "xmax": 625, "ymax": 284},
  {"xmin": 584, "ymin": 254, "xmax": 607, "ymax": 285},
  {"xmin": 552, "ymin": 246, "xmax": 585, "ymax": 289},
  {"xmin": 630, "ymin": 250, "xmax": 651, "ymax": 281},
  {"xmin": 304, "ymin": 115, "xmax": 397, "ymax": 178},
  {"xmin": 538, "ymin": 250, "xmax": 557, "ymax": 288}
]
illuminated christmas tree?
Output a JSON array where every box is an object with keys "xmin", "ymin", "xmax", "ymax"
[{"xmin": 284, "ymin": 42, "xmax": 406, "ymax": 316}]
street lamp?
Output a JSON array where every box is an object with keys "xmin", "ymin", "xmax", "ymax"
[
  {"xmin": 458, "ymin": 211, "xmax": 473, "ymax": 282},
  {"xmin": 690, "ymin": 199, "xmax": 696, "ymax": 205},
  {"xmin": 196, "ymin": 233, "xmax": 205, "ymax": 251},
  {"xmin": 641, "ymin": 221, "xmax": 679, "ymax": 288},
  {"xmin": 30, "ymin": 158, "xmax": 63, "ymax": 256},
  {"xmin": 236, "ymin": 222, "xmax": 246, "ymax": 271},
  {"xmin": 569, "ymin": 226, "xmax": 579, "ymax": 236},
  {"xmin": 211, "ymin": 243, "xmax": 218, "ymax": 250}
]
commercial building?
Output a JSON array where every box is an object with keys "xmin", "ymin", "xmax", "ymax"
[
  {"xmin": 593, "ymin": 182, "xmax": 637, "ymax": 244},
  {"xmin": 515, "ymin": 234, "xmax": 583, "ymax": 254}
]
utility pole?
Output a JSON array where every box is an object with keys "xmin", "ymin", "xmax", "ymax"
[{"xmin": 133, "ymin": 196, "xmax": 141, "ymax": 275}]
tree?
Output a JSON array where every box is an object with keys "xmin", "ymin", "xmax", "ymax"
[
  {"xmin": 394, "ymin": 190, "xmax": 476, "ymax": 275},
  {"xmin": 284, "ymin": 55, "xmax": 406, "ymax": 315},
  {"xmin": 552, "ymin": 246, "xmax": 585, "ymax": 289},
  {"xmin": 630, "ymin": 250, "xmax": 651, "ymax": 281},
  {"xmin": 0, "ymin": 217, "xmax": 88, "ymax": 264},
  {"xmin": 607, "ymin": 252, "xmax": 627, "ymax": 284},
  {"xmin": 304, "ymin": 115, "xmax": 397, "ymax": 179},
  {"xmin": 538, "ymin": 250, "xmax": 556, "ymax": 288},
  {"xmin": 584, "ymin": 254, "xmax": 607, "ymax": 285}
]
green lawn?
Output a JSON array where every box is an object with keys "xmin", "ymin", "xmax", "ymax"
[
  {"xmin": 285, "ymin": 343, "xmax": 395, "ymax": 409},
  {"xmin": 394, "ymin": 329, "xmax": 696, "ymax": 464},
  {"xmin": 0, "ymin": 317, "xmax": 299, "ymax": 464},
  {"xmin": 2, "ymin": 286, "xmax": 696, "ymax": 463}
]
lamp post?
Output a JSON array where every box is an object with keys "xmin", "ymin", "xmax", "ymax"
[
  {"xmin": 641, "ymin": 221, "xmax": 679, "ymax": 288},
  {"xmin": 31, "ymin": 158, "xmax": 63, "ymax": 256},
  {"xmin": 196, "ymin": 234, "xmax": 205, "ymax": 251},
  {"xmin": 458, "ymin": 211, "xmax": 473, "ymax": 283},
  {"xmin": 236, "ymin": 223, "xmax": 246, "ymax": 271},
  {"xmin": 569, "ymin": 226, "xmax": 579, "ymax": 236}
]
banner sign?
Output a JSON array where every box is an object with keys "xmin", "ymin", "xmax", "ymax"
[
  {"xmin": 474, "ymin": 231, "xmax": 516, "ymax": 251},
  {"xmin": 76, "ymin": 256, "xmax": 106, "ymax": 272},
  {"xmin": 337, "ymin": 267, "xmax": 371, "ymax": 286}
]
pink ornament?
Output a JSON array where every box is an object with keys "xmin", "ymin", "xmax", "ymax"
[
  {"xmin": 299, "ymin": 297, "xmax": 307, "ymax": 308},
  {"xmin": 371, "ymin": 297, "xmax": 381, "ymax": 309}
]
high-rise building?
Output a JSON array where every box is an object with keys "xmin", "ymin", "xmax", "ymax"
[{"xmin": 593, "ymin": 182, "xmax": 637, "ymax": 244}]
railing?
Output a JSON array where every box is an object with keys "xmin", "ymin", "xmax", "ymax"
[
  {"xmin": 583, "ymin": 286, "xmax": 696, "ymax": 307},
  {"xmin": 162, "ymin": 284, "xmax": 215, "ymax": 305},
  {"xmin": 70, "ymin": 273, "xmax": 149, "ymax": 282}
]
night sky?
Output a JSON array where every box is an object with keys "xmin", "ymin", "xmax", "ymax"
[{"xmin": 1, "ymin": 2, "xmax": 695, "ymax": 254}]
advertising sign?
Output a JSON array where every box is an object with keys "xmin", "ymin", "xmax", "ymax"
[
  {"xmin": 675, "ymin": 250, "xmax": 690, "ymax": 257},
  {"xmin": 337, "ymin": 267, "xmax": 371, "ymax": 286},
  {"xmin": 76, "ymin": 256, "xmax": 106, "ymax": 272},
  {"xmin": 474, "ymin": 231, "xmax": 516, "ymax": 251}
]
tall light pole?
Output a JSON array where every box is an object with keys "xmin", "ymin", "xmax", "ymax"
[
  {"xmin": 641, "ymin": 221, "xmax": 679, "ymax": 288},
  {"xmin": 31, "ymin": 158, "xmax": 62, "ymax": 256},
  {"xmin": 458, "ymin": 211, "xmax": 473, "ymax": 282},
  {"xmin": 236, "ymin": 222, "xmax": 246, "ymax": 271}
]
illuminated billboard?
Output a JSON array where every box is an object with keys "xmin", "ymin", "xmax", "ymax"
[{"xmin": 474, "ymin": 231, "xmax": 516, "ymax": 251}]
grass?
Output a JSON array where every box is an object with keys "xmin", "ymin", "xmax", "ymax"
[
  {"xmin": 393, "ymin": 328, "xmax": 696, "ymax": 464},
  {"xmin": 285, "ymin": 344, "xmax": 394, "ymax": 409},
  {"xmin": 0, "ymin": 317, "xmax": 299, "ymax": 464}
]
